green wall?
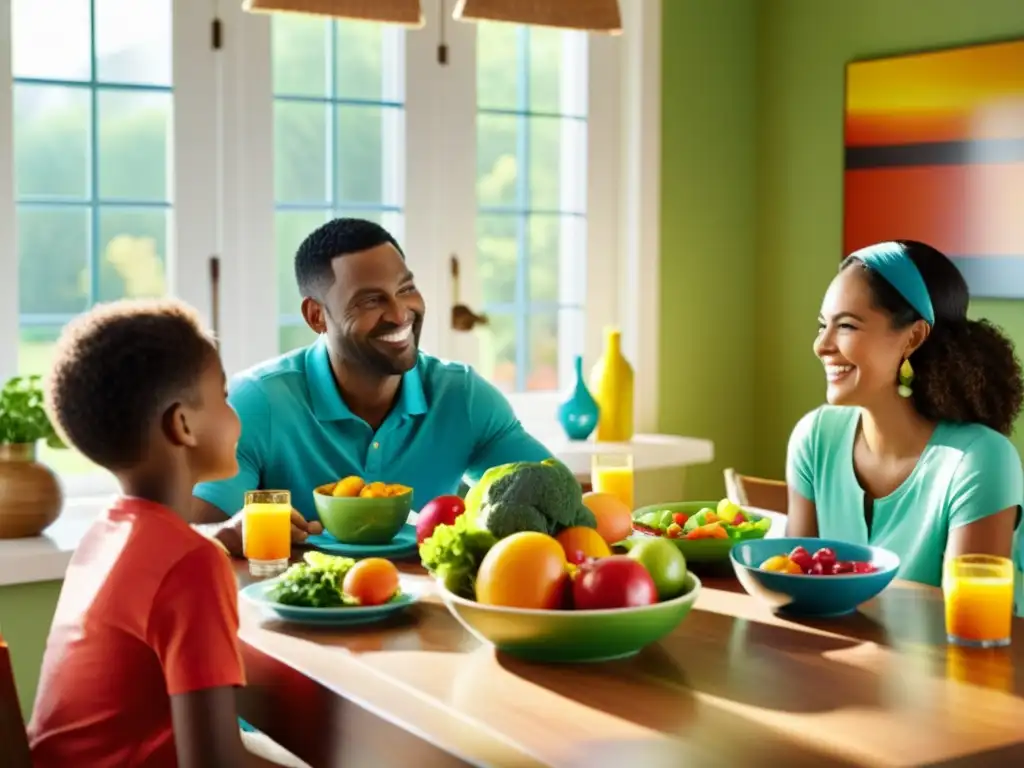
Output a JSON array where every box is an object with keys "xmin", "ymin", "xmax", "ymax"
[
  {"xmin": 662, "ymin": 0, "xmax": 1024, "ymax": 495},
  {"xmin": 659, "ymin": 0, "xmax": 759, "ymax": 497},
  {"xmin": 0, "ymin": 580, "xmax": 61, "ymax": 719}
]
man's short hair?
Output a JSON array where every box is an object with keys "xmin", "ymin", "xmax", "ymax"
[{"xmin": 294, "ymin": 217, "xmax": 404, "ymax": 299}]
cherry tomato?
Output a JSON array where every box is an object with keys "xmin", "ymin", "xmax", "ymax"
[
  {"xmin": 853, "ymin": 561, "xmax": 877, "ymax": 574},
  {"xmin": 666, "ymin": 522, "xmax": 683, "ymax": 538},
  {"xmin": 672, "ymin": 512, "xmax": 688, "ymax": 525},
  {"xmin": 832, "ymin": 560, "xmax": 854, "ymax": 575}
]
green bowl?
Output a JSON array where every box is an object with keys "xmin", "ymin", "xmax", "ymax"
[
  {"xmin": 438, "ymin": 571, "xmax": 702, "ymax": 663},
  {"xmin": 623, "ymin": 501, "xmax": 771, "ymax": 563},
  {"xmin": 312, "ymin": 485, "xmax": 413, "ymax": 545}
]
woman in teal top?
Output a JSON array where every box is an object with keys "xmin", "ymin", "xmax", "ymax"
[{"xmin": 787, "ymin": 240, "xmax": 1024, "ymax": 608}]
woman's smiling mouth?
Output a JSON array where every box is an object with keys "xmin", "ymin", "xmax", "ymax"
[{"xmin": 825, "ymin": 363, "xmax": 854, "ymax": 383}]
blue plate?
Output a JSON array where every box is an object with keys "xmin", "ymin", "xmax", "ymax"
[
  {"xmin": 305, "ymin": 522, "xmax": 418, "ymax": 559},
  {"xmin": 239, "ymin": 575, "xmax": 423, "ymax": 626}
]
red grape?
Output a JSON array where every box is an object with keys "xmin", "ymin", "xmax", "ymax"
[
  {"xmin": 789, "ymin": 547, "xmax": 814, "ymax": 573},
  {"xmin": 852, "ymin": 561, "xmax": 877, "ymax": 574},
  {"xmin": 811, "ymin": 561, "xmax": 833, "ymax": 576},
  {"xmin": 832, "ymin": 560, "xmax": 854, "ymax": 575},
  {"xmin": 812, "ymin": 548, "xmax": 837, "ymax": 569}
]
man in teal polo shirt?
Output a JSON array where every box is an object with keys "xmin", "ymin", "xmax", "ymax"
[{"xmin": 191, "ymin": 218, "xmax": 551, "ymax": 555}]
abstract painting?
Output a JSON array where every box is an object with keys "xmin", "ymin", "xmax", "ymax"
[{"xmin": 843, "ymin": 39, "xmax": 1024, "ymax": 299}]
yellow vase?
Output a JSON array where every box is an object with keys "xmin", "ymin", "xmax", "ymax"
[{"xmin": 589, "ymin": 327, "xmax": 634, "ymax": 442}]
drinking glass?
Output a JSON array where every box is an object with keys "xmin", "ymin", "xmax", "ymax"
[
  {"xmin": 943, "ymin": 554, "xmax": 1014, "ymax": 648},
  {"xmin": 591, "ymin": 452, "xmax": 635, "ymax": 510},
  {"xmin": 243, "ymin": 490, "xmax": 292, "ymax": 578}
]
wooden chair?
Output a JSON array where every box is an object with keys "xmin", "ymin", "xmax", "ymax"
[
  {"xmin": 723, "ymin": 468, "xmax": 789, "ymax": 515},
  {"xmin": 0, "ymin": 632, "xmax": 32, "ymax": 768}
]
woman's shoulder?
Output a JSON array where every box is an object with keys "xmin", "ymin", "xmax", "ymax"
[
  {"xmin": 790, "ymin": 404, "xmax": 858, "ymax": 442},
  {"xmin": 937, "ymin": 421, "xmax": 1023, "ymax": 473}
]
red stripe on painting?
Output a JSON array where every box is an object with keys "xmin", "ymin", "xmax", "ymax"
[{"xmin": 843, "ymin": 164, "xmax": 1024, "ymax": 257}]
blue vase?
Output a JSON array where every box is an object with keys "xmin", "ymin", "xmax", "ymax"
[{"xmin": 557, "ymin": 356, "xmax": 600, "ymax": 441}]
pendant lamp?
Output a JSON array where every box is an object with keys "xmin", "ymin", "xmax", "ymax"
[
  {"xmin": 452, "ymin": 0, "xmax": 622, "ymax": 34},
  {"xmin": 242, "ymin": 0, "xmax": 425, "ymax": 27}
]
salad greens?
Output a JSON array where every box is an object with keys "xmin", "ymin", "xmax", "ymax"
[
  {"xmin": 267, "ymin": 552, "xmax": 358, "ymax": 608},
  {"xmin": 419, "ymin": 513, "xmax": 497, "ymax": 599}
]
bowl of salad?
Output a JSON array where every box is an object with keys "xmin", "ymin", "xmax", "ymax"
[{"xmin": 623, "ymin": 499, "xmax": 772, "ymax": 563}]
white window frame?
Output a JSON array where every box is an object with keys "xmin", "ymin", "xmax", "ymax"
[
  {"xmin": 0, "ymin": 0, "xmax": 219, "ymax": 498},
  {"xmin": 0, "ymin": 0, "xmax": 662, "ymax": 501}
]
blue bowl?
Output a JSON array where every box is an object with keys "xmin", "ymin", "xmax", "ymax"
[{"xmin": 730, "ymin": 537, "xmax": 900, "ymax": 617}]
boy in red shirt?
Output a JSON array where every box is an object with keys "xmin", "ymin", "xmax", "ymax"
[{"xmin": 28, "ymin": 299, "xmax": 289, "ymax": 767}]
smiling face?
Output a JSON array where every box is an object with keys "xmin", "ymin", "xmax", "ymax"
[
  {"xmin": 302, "ymin": 242, "xmax": 425, "ymax": 377},
  {"xmin": 814, "ymin": 266, "xmax": 926, "ymax": 407}
]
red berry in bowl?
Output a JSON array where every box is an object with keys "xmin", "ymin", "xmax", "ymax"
[
  {"xmin": 812, "ymin": 548, "xmax": 837, "ymax": 569},
  {"xmin": 789, "ymin": 546, "xmax": 814, "ymax": 573},
  {"xmin": 832, "ymin": 560, "xmax": 855, "ymax": 575},
  {"xmin": 811, "ymin": 561, "xmax": 833, "ymax": 576},
  {"xmin": 852, "ymin": 561, "xmax": 877, "ymax": 574},
  {"xmin": 672, "ymin": 512, "xmax": 688, "ymax": 525}
]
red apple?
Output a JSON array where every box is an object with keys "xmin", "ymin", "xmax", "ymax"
[
  {"xmin": 416, "ymin": 495, "xmax": 466, "ymax": 545},
  {"xmin": 572, "ymin": 555, "xmax": 658, "ymax": 610}
]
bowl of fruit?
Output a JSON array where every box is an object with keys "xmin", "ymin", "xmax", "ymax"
[
  {"xmin": 730, "ymin": 537, "xmax": 900, "ymax": 617},
  {"xmin": 627, "ymin": 498, "xmax": 773, "ymax": 563},
  {"xmin": 313, "ymin": 476, "xmax": 413, "ymax": 545},
  {"xmin": 420, "ymin": 460, "xmax": 701, "ymax": 663}
]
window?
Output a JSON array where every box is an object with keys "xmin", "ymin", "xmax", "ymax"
[
  {"xmin": 475, "ymin": 24, "xmax": 587, "ymax": 394},
  {"xmin": 10, "ymin": 0, "xmax": 175, "ymax": 490},
  {"xmin": 0, "ymin": 1, "xmax": 652, "ymax": 499},
  {"xmin": 272, "ymin": 15, "xmax": 406, "ymax": 354}
]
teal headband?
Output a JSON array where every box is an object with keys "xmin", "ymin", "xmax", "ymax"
[{"xmin": 853, "ymin": 242, "xmax": 935, "ymax": 326}]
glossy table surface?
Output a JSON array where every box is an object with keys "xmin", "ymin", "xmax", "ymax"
[{"xmin": 234, "ymin": 546, "xmax": 1024, "ymax": 768}]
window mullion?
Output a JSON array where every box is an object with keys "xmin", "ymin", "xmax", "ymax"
[{"xmin": 0, "ymin": 6, "xmax": 16, "ymax": 382}]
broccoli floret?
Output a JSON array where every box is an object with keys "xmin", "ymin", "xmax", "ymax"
[
  {"xmin": 476, "ymin": 501, "xmax": 549, "ymax": 539},
  {"xmin": 566, "ymin": 503, "xmax": 598, "ymax": 530},
  {"xmin": 475, "ymin": 459, "xmax": 595, "ymax": 538}
]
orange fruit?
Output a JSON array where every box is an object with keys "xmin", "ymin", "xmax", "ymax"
[
  {"xmin": 475, "ymin": 532, "xmax": 567, "ymax": 609},
  {"xmin": 332, "ymin": 475, "xmax": 365, "ymax": 497},
  {"xmin": 343, "ymin": 558, "xmax": 400, "ymax": 605},
  {"xmin": 556, "ymin": 526, "xmax": 612, "ymax": 564},
  {"xmin": 582, "ymin": 492, "xmax": 633, "ymax": 544},
  {"xmin": 759, "ymin": 555, "xmax": 803, "ymax": 574}
]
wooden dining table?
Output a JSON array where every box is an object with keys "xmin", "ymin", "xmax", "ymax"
[{"xmin": 234, "ymin": 538, "xmax": 1024, "ymax": 767}]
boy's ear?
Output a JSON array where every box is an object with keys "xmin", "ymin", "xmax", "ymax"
[{"xmin": 163, "ymin": 402, "xmax": 200, "ymax": 449}]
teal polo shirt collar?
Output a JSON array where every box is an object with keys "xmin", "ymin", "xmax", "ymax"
[{"xmin": 305, "ymin": 336, "xmax": 428, "ymax": 423}]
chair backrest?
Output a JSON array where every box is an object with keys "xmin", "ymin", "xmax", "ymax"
[
  {"xmin": 723, "ymin": 468, "xmax": 789, "ymax": 515},
  {"xmin": 0, "ymin": 632, "xmax": 32, "ymax": 768}
]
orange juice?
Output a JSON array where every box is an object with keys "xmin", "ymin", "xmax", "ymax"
[
  {"xmin": 944, "ymin": 555, "xmax": 1013, "ymax": 647},
  {"xmin": 591, "ymin": 454, "xmax": 635, "ymax": 510},
  {"xmin": 242, "ymin": 490, "xmax": 292, "ymax": 576}
]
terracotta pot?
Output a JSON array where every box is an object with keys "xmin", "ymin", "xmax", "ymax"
[{"xmin": 0, "ymin": 443, "xmax": 63, "ymax": 539}]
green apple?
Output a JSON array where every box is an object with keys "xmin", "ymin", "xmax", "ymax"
[{"xmin": 627, "ymin": 537, "xmax": 688, "ymax": 600}]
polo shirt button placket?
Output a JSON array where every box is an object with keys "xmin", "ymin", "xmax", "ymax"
[{"xmin": 366, "ymin": 440, "xmax": 382, "ymax": 473}]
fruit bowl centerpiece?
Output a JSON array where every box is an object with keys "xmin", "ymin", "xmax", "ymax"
[{"xmin": 419, "ymin": 459, "xmax": 701, "ymax": 663}]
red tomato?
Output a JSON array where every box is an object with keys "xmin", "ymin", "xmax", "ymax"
[
  {"xmin": 572, "ymin": 555, "xmax": 658, "ymax": 610},
  {"xmin": 672, "ymin": 512, "xmax": 688, "ymax": 525}
]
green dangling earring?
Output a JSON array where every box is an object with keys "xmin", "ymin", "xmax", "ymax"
[{"xmin": 897, "ymin": 358, "xmax": 914, "ymax": 398}]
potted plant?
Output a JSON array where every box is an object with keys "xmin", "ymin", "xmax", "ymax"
[{"xmin": 0, "ymin": 375, "xmax": 64, "ymax": 538}]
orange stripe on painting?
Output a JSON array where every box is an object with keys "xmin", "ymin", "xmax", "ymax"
[
  {"xmin": 846, "ymin": 39, "xmax": 1024, "ymax": 146},
  {"xmin": 846, "ymin": 103, "xmax": 1024, "ymax": 146},
  {"xmin": 843, "ymin": 164, "xmax": 1024, "ymax": 257}
]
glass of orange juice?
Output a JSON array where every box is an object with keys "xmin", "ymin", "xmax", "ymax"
[
  {"xmin": 591, "ymin": 452, "xmax": 635, "ymax": 510},
  {"xmin": 243, "ymin": 490, "xmax": 292, "ymax": 578},
  {"xmin": 943, "ymin": 554, "xmax": 1014, "ymax": 648}
]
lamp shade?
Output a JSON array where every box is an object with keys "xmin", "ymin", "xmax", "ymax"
[
  {"xmin": 452, "ymin": 0, "xmax": 622, "ymax": 33},
  {"xmin": 242, "ymin": 0, "xmax": 425, "ymax": 26}
]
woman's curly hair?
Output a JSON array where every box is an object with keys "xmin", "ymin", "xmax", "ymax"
[{"xmin": 842, "ymin": 240, "xmax": 1023, "ymax": 436}]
